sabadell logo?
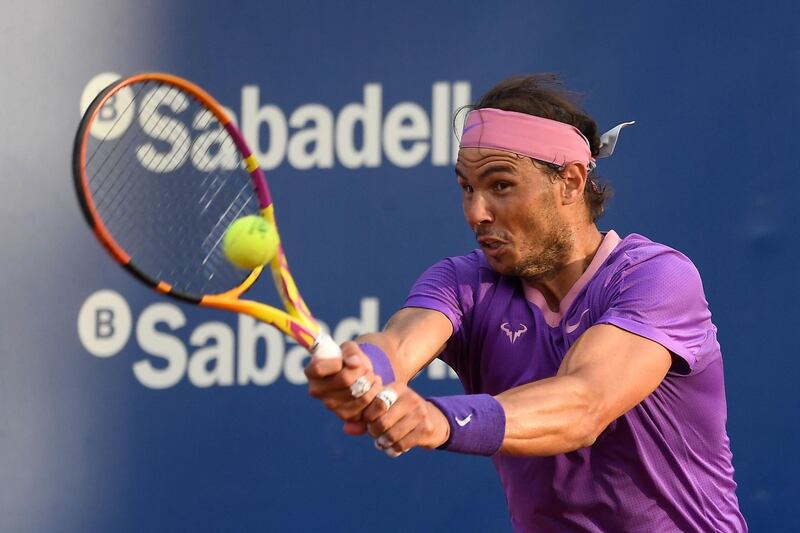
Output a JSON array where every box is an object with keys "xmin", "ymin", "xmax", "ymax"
[
  {"xmin": 80, "ymin": 72, "xmax": 472, "ymax": 172},
  {"xmin": 76, "ymin": 290, "xmax": 457, "ymax": 390}
]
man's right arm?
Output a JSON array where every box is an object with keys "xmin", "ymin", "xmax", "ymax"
[{"xmin": 357, "ymin": 307, "xmax": 453, "ymax": 384}]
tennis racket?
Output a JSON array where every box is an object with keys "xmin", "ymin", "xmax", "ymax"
[{"xmin": 72, "ymin": 72, "xmax": 341, "ymax": 359}]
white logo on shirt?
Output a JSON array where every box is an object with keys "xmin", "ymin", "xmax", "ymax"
[
  {"xmin": 455, "ymin": 414, "xmax": 472, "ymax": 426},
  {"xmin": 501, "ymin": 322, "xmax": 528, "ymax": 343},
  {"xmin": 565, "ymin": 309, "xmax": 590, "ymax": 334}
]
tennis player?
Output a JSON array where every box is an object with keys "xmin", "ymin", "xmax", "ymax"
[{"xmin": 305, "ymin": 74, "xmax": 747, "ymax": 532}]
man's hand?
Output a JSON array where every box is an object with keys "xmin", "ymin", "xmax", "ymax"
[
  {"xmin": 304, "ymin": 341, "xmax": 383, "ymax": 422},
  {"xmin": 362, "ymin": 384, "xmax": 450, "ymax": 457}
]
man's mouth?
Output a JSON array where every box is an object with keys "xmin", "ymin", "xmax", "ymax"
[{"xmin": 477, "ymin": 236, "xmax": 509, "ymax": 252}]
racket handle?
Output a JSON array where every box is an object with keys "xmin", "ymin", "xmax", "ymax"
[{"xmin": 312, "ymin": 332, "xmax": 341, "ymax": 359}]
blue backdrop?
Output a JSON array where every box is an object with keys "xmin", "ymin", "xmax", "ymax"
[{"xmin": 1, "ymin": 1, "xmax": 797, "ymax": 531}]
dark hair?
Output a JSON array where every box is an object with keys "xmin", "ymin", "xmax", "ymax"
[{"xmin": 471, "ymin": 73, "xmax": 611, "ymax": 222}]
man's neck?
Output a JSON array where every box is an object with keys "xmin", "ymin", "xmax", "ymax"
[{"xmin": 528, "ymin": 224, "xmax": 603, "ymax": 313}]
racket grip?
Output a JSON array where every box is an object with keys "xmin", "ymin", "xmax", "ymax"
[{"xmin": 312, "ymin": 332, "xmax": 341, "ymax": 359}]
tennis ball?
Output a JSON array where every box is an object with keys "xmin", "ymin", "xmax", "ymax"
[{"xmin": 223, "ymin": 215, "xmax": 279, "ymax": 270}]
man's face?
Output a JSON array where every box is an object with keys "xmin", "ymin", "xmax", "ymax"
[{"xmin": 455, "ymin": 147, "xmax": 574, "ymax": 280}]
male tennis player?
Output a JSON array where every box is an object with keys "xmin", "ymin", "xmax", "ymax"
[{"xmin": 305, "ymin": 74, "xmax": 747, "ymax": 532}]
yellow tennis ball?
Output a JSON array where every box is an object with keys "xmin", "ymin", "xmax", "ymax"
[{"xmin": 223, "ymin": 215, "xmax": 279, "ymax": 270}]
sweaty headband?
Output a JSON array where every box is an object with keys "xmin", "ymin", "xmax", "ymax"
[{"xmin": 459, "ymin": 108, "xmax": 634, "ymax": 170}]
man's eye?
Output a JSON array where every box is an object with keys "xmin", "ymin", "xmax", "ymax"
[
  {"xmin": 494, "ymin": 182, "xmax": 511, "ymax": 191},
  {"xmin": 461, "ymin": 184, "xmax": 473, "ymax": 193}
]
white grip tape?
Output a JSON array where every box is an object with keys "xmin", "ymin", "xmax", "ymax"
[{"xmin": 312, "ymin": 332, "xmax": 341, "ymax": 359}]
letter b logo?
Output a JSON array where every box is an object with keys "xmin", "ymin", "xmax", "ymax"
[
  {"xmin": 80, "ymin": 72, "xmax": 135, "ymax": 140},
  {"xmin": 78, "ymin": 290, "xmax": 132, "ymax": 358}
]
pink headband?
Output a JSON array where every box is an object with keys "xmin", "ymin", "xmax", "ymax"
[{"xmin": 459, "ymin": 108, "xmax": 634, "ymax": 170}]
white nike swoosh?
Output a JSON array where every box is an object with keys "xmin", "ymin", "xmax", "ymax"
[
  {"xmin": 455, "ymin": 414, "xmax": 472, "ymax": 427},
  {"xmin": 565, "ymin": 309, "xmax": 590, "ymax": 334}
]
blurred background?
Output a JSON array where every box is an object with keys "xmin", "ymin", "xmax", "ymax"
[{"xmin": 1, "ymin": 0, "xmax": 797, "ymax": 531}]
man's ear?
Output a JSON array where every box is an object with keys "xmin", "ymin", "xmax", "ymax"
[{"xmin": 560, "ymin": 162, "xmax": 588, "ymax": 206}]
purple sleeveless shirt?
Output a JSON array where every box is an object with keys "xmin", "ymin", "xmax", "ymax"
[{"xmin": 405, "ymin": 231, "xmax": 746, "ymax": 532}]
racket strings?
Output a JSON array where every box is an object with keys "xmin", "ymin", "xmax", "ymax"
[
  {"xmin": 83, "ymin": 80, "xmax": 261, "ymax": 297},
  {"xmin": 107, "ymin": 122, "xmax": 223, "ymax": 253},
  {"xmin": 185, "ymin": 181, "xmax": 255, "ymax": 289},
  {"xmin": 91, "ymin": 85, "xmax": 188, "ymax": 246},
  {"xmin": 156, "ymin": 165, "xmax": 243, "ymax": 285},
  {"xmin": 85, "ymin": 81, "xmax": 152, "ymax": 181},
  {"xmin": 93, "ymin": 84, "xmax": 188, "ymax": 216},
  {"xmin": 88, "ymin": 82, "xmax": 169, "ymax": 203},
  {"xmin": 98, "ymin": 96, "xmax": 201, "ymax": 267}
]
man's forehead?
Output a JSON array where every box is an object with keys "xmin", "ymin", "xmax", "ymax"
[{"xmin": 455, "ymin": 147, "xmax": 531, "ymax": 178}]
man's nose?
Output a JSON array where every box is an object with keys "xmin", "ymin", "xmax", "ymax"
[{"xmin": 464, "ymin": 193, "xmax": 493, "ymax": 229}]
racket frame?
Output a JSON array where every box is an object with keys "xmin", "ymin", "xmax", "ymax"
[{"xmin": 73, "ymin": 72, "xmax": 339, "ymax": 357}]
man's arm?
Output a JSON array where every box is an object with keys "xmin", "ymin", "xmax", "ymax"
[
  {"xmin": 366, "ymin": 323, "xmax": 672, "ymax": 457},
  {"xmin": 496, "ymin": 324, "xmax": 671, "ymax": 455},
  {"xmin": 356, "ymin": 307, "xmax": 453, "ymax": 384}
]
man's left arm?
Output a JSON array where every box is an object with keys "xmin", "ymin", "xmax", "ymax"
[
  {"xmin": 497, "ymin": 323, "xmax": 671, "ymax": 455},
  {"xmin": 365, "ymin": 323, "xmax": 671, "ymax": 457}
]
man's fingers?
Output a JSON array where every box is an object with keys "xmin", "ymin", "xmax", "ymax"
[
  {"xmin": 304, "ymin": 341, "xmax": 372, "ymax": 380},
  {"xmin": 343, "ymin": 421, "xmax": 368, "ymax": 436},
  {"xmin": 374, "ymin": 411, "xmax": 417, "ymax": 451},
  {"xmin": 333, "ymin": 376, "xmax": 384, "ymax": 420},
  {"xmin": 339, "ymin": 341, "xmax": 375, "ymax": 371},
  {"xmin": 375, "ymin": 388, "xmax": 398, "ymax": 409},
  {"xmin": 304, "ymin": 357, "xmax": 344, "ymax": 379},
  {"xmin": 365, "ymin": 386, "xmax": 446, "ymax": 456},
  {"xmin": 363, "ymin": 385, "xmax": 400, "ymax": 423},
  {"xmin": 349, "ymin": 375, "xmax": 372, "ymax": 399},
  {"xmin": 375, "ymin": 412, "xmax": 441, "ymax": 458},
  {"xmin": 307, "ymin": 366, "xmax": 371, "ymax": 397},
  {"xmin": 384, "ymin": 426, "xmax": 430, "ymax": 457},
  {"xmin": 309, "ymin": 370, "xmax": 384, "ymax": 420},
  {"xmin": 316, "ymin": 389, "xmax": 359, "ymax": 406},
  {"xmin": 339, "ymin": 340, "xmax": 362, "ymax": 358},
  {"xmin": 366, "ymin": 388, "xmax": 410, "ymax": 437}
]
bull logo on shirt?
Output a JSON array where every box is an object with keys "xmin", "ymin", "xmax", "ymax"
[{"xmin": 500, "ymin": 322, "xmax": 528, "ymax": 344}]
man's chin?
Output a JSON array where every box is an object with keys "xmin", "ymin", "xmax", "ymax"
[{"xmin": 483, "ymin": 253, "xmax": 516, "ymax": 276}]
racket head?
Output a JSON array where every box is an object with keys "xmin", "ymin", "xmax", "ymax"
[
  {"xmin": 73, "ymin": 73, "xmax": 275, "ymax": 302},
  {"xmin": 72, "ymin": 73, "xmax": 338, "ymax": 358}
]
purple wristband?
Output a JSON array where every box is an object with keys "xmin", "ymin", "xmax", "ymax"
[
  {"xmin": 427, "ymin": 394, "xmax": 506, "ymax": 456},
  {"xmin": 358, "ymin": 343, "xmax": 395, "ymax": 385}
]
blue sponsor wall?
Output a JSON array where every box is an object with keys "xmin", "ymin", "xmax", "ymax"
[{"xmin": 1, "ymin": 1, "xmax": 797, "ymax": 531}]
